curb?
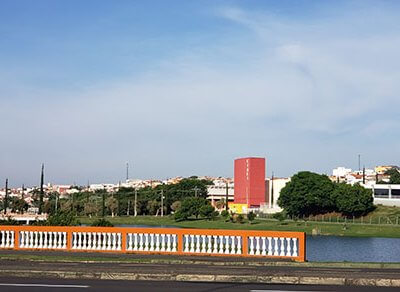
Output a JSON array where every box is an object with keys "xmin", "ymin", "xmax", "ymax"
[{"xmin": 0, "ymin": 269, "xmax": 399, "ymax": 287}]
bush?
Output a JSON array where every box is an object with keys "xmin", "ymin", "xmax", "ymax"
[
  {"xmin": 38, "ymin": 211, "xmax": 80, "ymax": 226},
  {"xmin": 247, "ymin": 212, "xmax": 256, "ymax": 223},
  {"xmin": 221, "ymin": 210, "xmax": 229, "ymax": 220},
  {"xmin": 91, "ymin": 218, "xmax": 114, "ymax": 227},
  {"xmin": 0, "ymin": 219, "xmax": 20, "ymax": 225},
  {"xmin": 200, "ymin": 205, "xmax": 217, "ymax": 220},
  {"xmin": 236, "ymin": 214, "xmax": 244, "ymax": 224},
  {"xmin": 272, "ymin": 212, "xmax": 286, "ymax": 222}
]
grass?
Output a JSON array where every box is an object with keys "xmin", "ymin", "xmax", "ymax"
[{"xmin": 77, "ymin": 206, "xmax": 400, "ymax": 238}]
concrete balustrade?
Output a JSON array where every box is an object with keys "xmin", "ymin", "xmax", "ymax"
[{"xmin": 0, "ymin": 226, "xmax": 306, "ymax": 261}]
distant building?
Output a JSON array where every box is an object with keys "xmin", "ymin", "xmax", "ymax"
[
  {"xmin": 332, "ymin": 167, "xmax": 352, "ymax": 177},
  {"xmin": 234, "ymin": 157, "xmax": 266, "ymax": 207}
]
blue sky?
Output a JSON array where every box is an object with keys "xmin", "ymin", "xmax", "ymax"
[{"xmin": 1, "ymin": 0, "xmax": 400, "ymax": 186}]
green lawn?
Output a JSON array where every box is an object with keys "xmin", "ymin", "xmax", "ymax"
[{"xmin": 78, "ymin": 208, "xmax": 400, "ymax": 238}]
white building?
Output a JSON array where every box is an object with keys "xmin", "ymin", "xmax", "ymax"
[{"xmin": 333, "ymin": 167, "xmax": 352, "ymax": 177}]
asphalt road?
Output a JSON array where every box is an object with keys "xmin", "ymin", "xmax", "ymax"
[{"xmin": 0, "ymin": 277, "xmax": 398, "ymax": 292}]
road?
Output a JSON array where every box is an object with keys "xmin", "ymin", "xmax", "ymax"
[{"xmin": 0, "ymin": 277, "xmax": 398, "ymax": 292}]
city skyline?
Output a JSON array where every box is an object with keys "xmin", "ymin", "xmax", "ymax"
[{"xmin": 2, "ymin": 0, "xmax": 400, "ymax": 186}]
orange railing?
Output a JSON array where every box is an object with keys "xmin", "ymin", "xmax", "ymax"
[{"xmin": 0, "ymin": 226, "xmax": 306, "ymax": 262}]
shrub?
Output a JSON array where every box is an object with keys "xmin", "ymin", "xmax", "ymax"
[
  {"xmin": 247, "ymin": 212, "xmax": 256, "ymax": 223},
  {"xmin": 91, "ymin": 218, "xmax": 114, "ymax": 227},
  {"xmin": 236, "ymin": 214, "xmax": 244, "ymax": 224},
  {"xmin": 221, "ymin": 210, "xmax": 229, "ymax": 220}
]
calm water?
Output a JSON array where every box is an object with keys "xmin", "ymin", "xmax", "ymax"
[
  {"xmin": 307, "ymin": 235, "xmax": 400, "ymax": 262},
  {"xmin": 114, "ymin": 225, "xmax": 400, "ymax": 262}
]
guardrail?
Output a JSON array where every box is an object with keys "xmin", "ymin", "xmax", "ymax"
[{"xmin": 0, "ymin": 226, "xmax": 306, "ymax": 262}]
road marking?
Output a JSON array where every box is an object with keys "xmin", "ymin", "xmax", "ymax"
[{"xmin": 0, "ymin": 283, "xmax": 89, "ymax": 288}]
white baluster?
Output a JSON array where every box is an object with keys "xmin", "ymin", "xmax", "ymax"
[
  {"xmin": 133, "ymin": 233, "xmax": 138, "ymax": 251},
  {"xmin": 183, "ymin": 235, "xmax": 189, "ymax": 252},
  {"xmin": 230, "ymin": 236, "xmax": 236, "ymax": 254},
  {"xmin": 286, "ymin": 238, "xmax": 292, "ymax": 256},
  {"xmin": 279, "ymin": 237, "xmax": 285, "ymax": 256},
  {"xmin": 77, "ymin": 232, "xmax": 82, "ymax": 249},
  {"xmin": 50, "ymin": 232, "xmax": 54, "ymax": 248},
  {"xmin": 224, "ymin": 236, "xmax": 230, "ymax": 254},
  {"xmin": 29, "ymin": 232, "xmax": 34, "ymax": 248},
  {"xmin": 212, "ymin": 235, "xmax": 218, "ymax": 253},
  {"xmin": 138, "ymin": 233, "xmax": 143, "ymax": 251},
  {"xmin": 201, "ymin": 235, "xmax": 206, "ymax": 253},
  {"xmin": 154, "ymin": 234, "xmax": 160, "ymax": 251},
  {"xmin": 160, "ymin": 234, "xmax": 165, "ymax": 251},
  {"xmin": 127, "ymin": 234, "xmax": 132, "ymax": 250},
  {"xmin": 267, "ymin": 237, "xmax": 273, "ymax": 255},
  {"xmin": 20, "ymin": 231, "xmax": 25, "ymax": 248},
  {"xmin": 207, "ymin": 235, "xmax": 212, "ymax": 253},
  {"xmin": 166, "ymin": 234, "xmax": 171, "ymax": 252},
  {"xmin": 292, "ymin": 238, "xmax": 298, "ymax": 257},
  {"xmin": 249, "ymin": 236, "xmax": 254, "ymax": 255},
  {"xmin": 189, "ymin": 235, "xmax": 195, "ymax": 253},
  {"xmin": 63, "ymin": 232, "xmax": 67, "ymax": 249},
  {"xmin": 117, "ymin": 233, "xmax": 121, "ymax": 251},
  {"xmin": 5, "ymin": 231, "xmax": 10, "ymax": 247},
  {"xmin": 94, "ymin": 233, "xmax": 99, "ymax": 250},
  {"xmin": 172, "ymin": 234, "xmax": 177, "ymax": 252},
  {"xmin": 82, "ymin": 232, "xmax": 87, "ymax": 249},
  {"xmin": 43, "ymin": 232, "xmax": 48, "ymax": 248},
  {"xmin": 10, "ymin": 231, "xmax": 14, "ymax": 248},
  {"xmin": 57, "ymin": 232, "xmax": 62, "ymax": 249},
  {"xmin": 255, "ymin": 236, "xmax": 261, "ymax": 255},
  {"xmin": 53, "ymin": 232, "xmax": 58, "ymax": 249},
  {"xmin": 38, "ymin": 231, "xmax": 43, "ymax": 248},
  {"xmin": 218, "ymin": 236, "xmax": 224, "ymax": 254},
  {"xmin": 102, "ymin": 233, "xmax": 107, "ymax": 250},
  {"xmin": 144, "ymin": 234, "xmax": 149, "ymax": 251},
  {"xmin": 112, "ymin": 233, "xmax": 117, "ymax": 250},
  {"xmin": 33, "ymin": 231, "xmax": 38, "ymax": 248},
  {"xmin": 261, "ymin": 237, "xmax": 267, "ymax": 256},
  {"xmin": 88, "ymin": 233, "xmax": 93, "ymax": 250},
  {"xmin": 273, "ymin": 237, "xmax": 279, "ymax": 256},
  {"xmin": 105, "ymin": 233, "xmax": 110, "ymax": 250},
  {"xmin": 195, "ymin": 235, "xmax": 201, "ymax": 253},
  {"xmin": 0, "ymin": 231, "xmax": 4, "ymax": 248},
  {"xmin": 149, "ymin": 234, "xmax": 154, "ymax": 251}
]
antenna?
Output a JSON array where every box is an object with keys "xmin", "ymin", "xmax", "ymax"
[
  {"xmin": 126, "ymin": 162, "xmax": 129, "ymax": 181},
  {"xmin": 358, "ymin": 154, "xmax": 361, "ymax": 172}
]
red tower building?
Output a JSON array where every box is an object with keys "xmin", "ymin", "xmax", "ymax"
[{"xmin": 234, "ymin": 157, "xmax": 266, "ymax": 207}]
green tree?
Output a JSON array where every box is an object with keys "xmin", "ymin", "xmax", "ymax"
[
  {"xmin": 278, "ymin": 171, "xmax": 335, "ymax": 217},
  {"xmin": 174, "ymin": 197, "xmax": 208, "ymax": 221},
  {"xmin": 333, "ymin": 183, "xmax": 374, "ymax": 217},
  {"xmin": 200, "ymin": 204, "xmax": 216, "ymax": 220},
  {"xmin": 247, "ymin": 211, "xmax": 256, "ymax": 224},
  {"xmin": 386, "ymin": 168, "xmax": 400, "ymax": 184}
]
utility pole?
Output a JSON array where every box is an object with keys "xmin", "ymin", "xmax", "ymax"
[
  {"xmin": 225, "ymin": 182, "xmax": 229, "ymax": 211},
  {"xmin": 161, "ymin": 189, "xmax": 164, "ymax": 217},
  {"xmin": 363, "ymin": 166, "xmax": 366, "ymax": 184},
  {"xmin": 21, "ymin": 184, "xmax": 24, "ymax": 199},
  {"xmin": 55, "ymin": 193, "xmax": 58, "ymax": 214},
  {"xmin": 126, "ymin": 162, "xmax": 129, "ymax": 181},
  {"xmin": 39, "ymin": 163, "xmax": 44, "ymax": 214},
  {"xmin": 4, "ymin": 179, "xmax": 8, "ymax": 215},
  {"xmin": 127, "ymin": 199, "xmax": 130, "ymax": 216},
  {"xmin": 358, "ymin": 154, "xmax": 361, "ymax": 172},
  {"xmin": 271, "ymin": 172, "xmax": 274, "ymax": 208},
  {"xmin": 134, "ymin": 188, "xmax": 137, "ymax": 217}
]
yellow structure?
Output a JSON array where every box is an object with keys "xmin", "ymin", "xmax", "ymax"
[
  {"xmin": 228, "ymin": 203, "xmax": 248, "ymax": 214},
  {"xmin": 375, "ymin": 165, "xmax": 398, "ymax": 175}
]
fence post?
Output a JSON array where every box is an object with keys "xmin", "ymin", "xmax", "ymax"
[
  {"xmin": 121, "ymin": 230, "xmax": 127, "ymax": 253},
  {"xmin": 67, "ymin": 230, "xmax": 72, "ymax": 251},
  {"xmin": 14, "ymin": 227, "xmax": 19, "ymax": 250},
  {"xmin": 297, "ymin": 233, "xmax": 306, "ymax": 262},
  {"xmin": 242, "ymin": 235, "xmax": 248, "ymax": 256},
  {"xmin": 177, "ymin": 232, "xmax": 183, "ymax": 255}
]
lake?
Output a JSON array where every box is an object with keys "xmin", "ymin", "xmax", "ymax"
[{"xmin": 307, "ymin": 235, "xmax": 400, "ymax": 262}]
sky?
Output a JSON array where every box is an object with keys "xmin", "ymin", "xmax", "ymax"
[{"xmin": 1, "ymin": 0, "xmax": 400, "ymax": 187}]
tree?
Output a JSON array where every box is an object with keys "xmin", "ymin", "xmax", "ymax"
[
  {"xmin": 106, "ymin": 197, "xmax": 118, "ymax": 217},
  {"xmin": 386, "ymin": 168, "xmax": 400, "ymax": 184},
  {"xmin": 170, "ymin": 201, "xmax": 181, "ymax": 212},
  {"xmin": 278, "ymin": 171, "xmax": 335, "ymax": 217},
  {"xmin": 215, "ymin": 198, "xmax": 226, "ymax": 210},
  {"xmin": 247, "ymin": 212, "xmax": 256, "ymax": 224},
  {"xmin": 174, "ymin": 197, "xmax": 208, "ymax": 221},
  {"xmin": 333, "ymin": 183, "xmax": 374, "ymax": 217},
  {"xmin": 200, "ymin": 204, "xmax": 217, "ymax": 220}
]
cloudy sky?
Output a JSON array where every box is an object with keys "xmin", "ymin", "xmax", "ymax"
[{"xmin": 1, "ymin": 0, "xmax": 400, "ymax": 186}]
